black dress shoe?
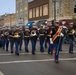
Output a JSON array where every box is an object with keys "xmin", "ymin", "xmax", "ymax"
[
  {"xmin": 19, "ymin": 49, "xmax": 22, "ymax": 51},
  {"xmin": 16, "ymin": 53, "xmax": 19, "ymax": 56},
  {"xmin": 45, "ymin": 46, "xmax": 47, "ymax": 48},
  {"xmin": 11, "ymin": 51, "xmax": 13, "ymax": 53},
  {"xmin": 15, "ymin": 52, "xmax": 19, "ymax": 56},
  {"xmin": 55, "ymin": 60, "xmax": 59, "ymax": 63},
  {"xmin": 25, "ymin": 50, "xmax": 29, "ymax": 53},
  {"xmin": 32, "ymin": 53, "xmax": 35, "ymax": 55},
  {"xmin": 6, "ymin": 49, "xmax": 8, "ymax": 51},
  {"xmin": 60, "ymin": 50, "xmax": 62, "ymax": 51},
  {"xmin": 40, "ymin": 50, "xmax": 44, "ymax": 52},
  {"xmin": 69, "ymin": 51, "xmax": 73, "ymax": 54},
  {"xmin": 48, "ymin": 52, "xmax": 53, "ymax": 55}
]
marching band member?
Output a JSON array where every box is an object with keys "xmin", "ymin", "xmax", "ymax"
[
  {"xmin": 68, "ymin": 23, "xmax": 75, "ymax": 54},
  {"xmin": 30, "ymin": 24, "xmax": 38, "ymax": 55},
  {"xmin": 44, "ymin": 26, "xmax": 49, "ymax": 48},
  {"xmin": 59, "ymin": 21, "xmax": 66, "ymax": 51},
  {"xmin": 13, "ymin": 26, "xmax": 20, "ymax": 56},
  {"xmin": 0, "ymin": 27, "xmax": 3, "ymax": 48},
  {"xmin": 52, "ymin": 20, "xmax": 62, "ymax": 63},
  {"xmin": 47, "ymin": 26, "xmax": 53, "ymax": 54},
  {"xmin": 1, "ymin": 27, "xmax": 5, "ymax": 50},
  {"xmin": 9, "ymin": 27, "xmax": 15, "ymax": 53},
  {"xmin": 39, "ymin": 25, "xmax": 46, "ymax": 52},
  {"xmin": 4, "ymin": 27, "xmax": 9, "ymax": 51},
  {"xmin": 24, "ymin": 26, "xmax": 30, "ymax": 53},
  {"xmin": 19, "ymin": 27, "xmax": 23, "ymax": 51}
]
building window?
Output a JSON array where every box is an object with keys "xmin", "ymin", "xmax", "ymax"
[
  {"xmin": 25, "ymin": 7, "xmax": 27, "ymax": 10},
  {"xmin": 56, "ymin": 2, "xmax": 59, "ymax": 15},
  {"xmin": 60, "ymin": 1, "xmax": 62, "ymax": 14},
  {"xmin": 29, "ymin": 9, "xmax": 32, "ymax": 18},
  {"xmin": 74, "ymin": 2, "xmax": 76, "ymax": 13},
  {"xmin": 20, "ymin": 12, "xmax": 23, "ymax": 18},
  {"xmin": 33, "ymin": 8, "xmax": 35, "ymax": 18},
  {"xmin": 36, "ymin": 7, "xmax": 39, "ymax": 17},
  {"xmin": 43, "ymin": 4, "xmax": 48, "ymax": 16},
  {"xmin": 28, "ymin": 0, "xmax": 34, "ymax": 3},
  {"xmin": 24, "ymin": 10, "xmax": 27, "ymax": 18},
  {"xmin": 20, "ymin": 0, "xmax": 22, "ymax": 2},
  {"xmin": 40, "ymin": 6, "xmax": 42, "ymax": 16},
  {"xmin": 16, "ymin": 10, "xmax": 18, "ymax": 13}
]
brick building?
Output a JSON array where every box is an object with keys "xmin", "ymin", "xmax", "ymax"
[
  {"xmin": 4, "ymin": 14, "xmax": 16, "ymax": 26},
  {"xmin": 16, "ymin": 0, "xmax": 28, "ymax": 25},
  {"xmin": 0, "ymin": 15, "xmax": 5, "ymax": 27},
  {"xmin": 16, "ymin": 0, "xmax": 76, "ymax": 22}
]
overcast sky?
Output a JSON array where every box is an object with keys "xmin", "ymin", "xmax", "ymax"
[{"xmin": 0, "ymin": 0, "xmax": 15, "ymax": 15}]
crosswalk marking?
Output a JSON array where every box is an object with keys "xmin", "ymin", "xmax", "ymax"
[
  {"xmin": 0, "ymin": 57, "xmax": 76, "ymax": 65},
  {"xmin": 0, "ymin": 71, "xmax": 4, "ymax": 75},
  {"xmin": 0, "ymin": 51, "xmax": 76, "ymax": 56}
]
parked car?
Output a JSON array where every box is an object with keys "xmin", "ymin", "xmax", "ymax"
[{"xmin": 36, "ymin": 19, "xmax": 47, "ymax": 28}]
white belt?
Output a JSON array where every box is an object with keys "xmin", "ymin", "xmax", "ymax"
[
  {"xmin": 47, "ymin": 35, "xmax": 51, "ymax": 37},
  {"xmin": 50, "ymin": 38, "xmax": 53, "ymax": 44},
  {"xmin": 40, "ymin": 34, "xmax": 44, "ymax": 36},
  {"xmin": 24, "ymin": 36, "xmax": 29, "ymax": 37}
]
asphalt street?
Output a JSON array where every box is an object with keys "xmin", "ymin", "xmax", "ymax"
[{"xmin": 0, "ymin": 42, "xmax": 76, "ymax": 75}]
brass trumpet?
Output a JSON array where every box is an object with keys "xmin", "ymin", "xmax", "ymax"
[
  {"xmin": 70, "ymin": 29, "xmax": 75, "ymax": 34},
  {"xmin": 14, "ymin": 32, "xmax": 20, "ymax": 38},
  {"xmin": 4, "ymin": 32, "xmax": 9, "ymax": 35}
]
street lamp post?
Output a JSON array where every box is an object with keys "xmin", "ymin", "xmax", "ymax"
[{"xmin": 52, "ymin": 0, "xmax": 56, "ymax": 22}]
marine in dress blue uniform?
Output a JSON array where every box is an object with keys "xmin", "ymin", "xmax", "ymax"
[
  {"xmin": 39, "ymin": 25, "xmax": 46, "ymax": 52},
  {"xmin": 4, "ymin": 27, "xmax": 9, "ymax": 51},
  {"xmin": 13, "ymin": 26, "xmax": 20, "ymax": 56},
  {"xmin": 47, "ymin": 26, "xmax": 53, "ymax": 54},
  {"xmin": 68, "ymin": 23, "xmax": 75, "ymax": 54},
  {"xmin": 52, "ymin": 21, "xmax": 62, "ymax": 63},
  {"xmin": 0, "ymin": 27, "xmax": 3, "ymax": 48},
  {"xmin": 24, "ymin": 27, "xmax": 30, "ymax": 53},
  {"xmin": 9, "ymin": 27, "xmax": 15, "ymax": 53},
  {"xmin": 30, "ymin": 24, "xmax": 38, "ymax": 55},
  {"xmin": 19, "ymin": 28, "xmax": 23, "ymax": 51},
  {"xmin": 1, "ymin": 27, "xmax": 5, "ymax": 50}
]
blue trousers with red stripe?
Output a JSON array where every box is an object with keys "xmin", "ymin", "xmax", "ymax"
[
  {"xmin": 2, "ymin": 38, "xmax": 5, "ymax": 49},
  {"xmin": 48, "ymin": 40, "xmax": 54, "ymax": 54},
  {"xmin": 10, "ymin": 41, "xmax": 14, "ymax": 51},
  {"xmin": 40, "ymin": 39, "xmax": 45, "ymax": 52},
  {"xmin": 53, "ymin": 44, "xmax": 60, "ymax": 61},
  {"xmin": 24, "ymin": 40, "xmax": 29, "ymax": 52},
  {"xmin": 5, "ymin": 39, "xmax": 9, "ymax": 50},
  {"xmin": 69, "ymin": 39, "xmax": 74, "ymax": 53},
  {"xmin": 31, "ymin": 40, "xmax": 37, "ymax": 54}
]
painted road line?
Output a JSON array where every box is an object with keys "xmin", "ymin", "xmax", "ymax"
[
  {"xmin": 0, "ymin": 71, "xmax": 4, "ymax": 75},
  {"xmin": 0, "ymin": 58, "xmax": 76, "ymax": 65},
  {"xmin": 0, "ymin": 51, "xmax": 76, "ymax": 56},
  {"xmin": 0, "ymin": 54, "xmax": 12, "ymax": 56}
]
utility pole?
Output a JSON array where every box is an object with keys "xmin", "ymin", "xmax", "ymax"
[{"xmin": 52, "ymin": 0, "xmax": 56, "ymax": 22}]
